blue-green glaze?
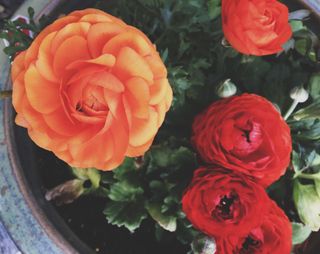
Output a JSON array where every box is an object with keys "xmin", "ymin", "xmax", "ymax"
[{"xmin": 0, "ymin": 1, "xmax": 75, "ymax": 253}]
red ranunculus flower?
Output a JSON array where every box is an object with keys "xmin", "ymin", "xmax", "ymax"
[
  {"xmin": 192, "ymin": 94, "xmax": 292, "ymax": 187},
  {"xmin": 182, "ymin": 167, "xmax": 270, "ymax": 237},
  {"xmin": 216, "ymin": 200, "xmax": 292, "ymax": 254},
  {"xmin": 222, "ymin": 0, "xmax": 292, "ymax": 56}
]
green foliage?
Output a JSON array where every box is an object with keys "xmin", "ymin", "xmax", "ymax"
[
  {"xmin": 309, "ymin": 73, "xmax": 320, "ymax": 99},
  {"xmin": 293, "ymin": 180, "xmax": 320, "ymax": 231},
  {"xmin": 98, "ymin": 142, "xmax": 197, "ymax": 240},
  {"xmin": 292, "ymin": 222, "xmax": 312, "ymax": 245},
  {"xmin": 0, "ymin": 7, "xmax": 48, "ymax": 60},
  {"xmin": 294, "ymin": 99, "xmax": 320, "ymax": 121},
  {"xmin": 104, "ymin": 200, "xmax": 147, "ymax": 233}
]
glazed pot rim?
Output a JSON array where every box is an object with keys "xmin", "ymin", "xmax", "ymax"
[{"xmin": 1, "ymin": 1, "xmax": 94, "ymax": 253}]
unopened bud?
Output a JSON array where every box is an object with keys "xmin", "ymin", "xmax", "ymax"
[
  {"xmin": 290, "ymin": 87, "xmax": 309, "ymax": 103},
  {"xmin": 45, "ymin": 179, "xmax": 84, "ymax": 206},
  {"xmin": 216, "ymin": 79, "xmax": 237, "ymax": 98}
]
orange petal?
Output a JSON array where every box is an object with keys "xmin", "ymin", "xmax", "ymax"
[
  {"xmin": 88, "ymin": 71, "xmax": 124, "ymax": 93},
  {"xmin": 66, "ymin": 76, "xmax": 90, "ymax": 109},
  {"xmin": 129, "ymin": 108, "xmax": 158, "ymax": 147},
  {"xmin": 125, "ymin": 77, "xmax": 150, "ymax": 119},
  {"xmin": 155, "ymin": 99, "xmax": 167, "ymax": 126},
  {"xmin": 24, "ymin": 64, "xmax": 60, "ymax": 114},
  {"xmin": 69, "ymin": 8, "xmax": 110, "ymax": 18},
  {"xmin": 51, "ymin": 22, "xmax": 90, "ymax": 53},
  {"xmin": 35, "ymin": 31, "xmax": 58, "ymax": 83},
  {"xmin": 72, "ymin": 131, "xmax": 115, "ymax": 169},
  {"xmin": 126, "ymin": 138, "xmax": 154, "ymax": 157},
  {"xmin": 28, "ymin": 128, "xmax": 67, "ymax": 152},
  {"xmin": 144, "ymin": 52, "xmax": 167, "ymax": 79},
  {"xmin": 113, "ymin": 47, "xmax": 153, "ymax": 83},
  {"xmin": 80, "ymin": 14, "xmax": 113, "ymax": 23},
  {"xmin": 71, "ymin": 113, "xmax": 106, "ymax": 124},
  {"xmin": 43, "ymin": 106, "xmax": 83, "ymax": 136},
  {"xmin": 69, "ymin": 114, "xmax": 120, "ymax": 170},
  {"xmin": 150, "ymin": 78, "xmax": 169, "ymax": 105},
  {"xmin": 123, "ymin": 95, "xmax": 132, "ymax": 129},
  {"xmin": 12, "ymin": 71, "xmax": 26, "ymax": 112},
  {"xmin": 11, "ymin": 51, "xmax": 26, "ymax": 81},
  {"xmin": 15, "ymin": 114, "xmax": 29, "ymax": 128},
  {"xmin": 53, "ymin": 35, "xmax": 90, "ymax": 77},
  {"xmin": 67, "ymin": 54, "xmax": 116, "ymax": 70},
  {"xmin": 128, "ymin": 26, "xmax": 154, "ymax": 47},
  {"xmin": 67, "ymin": 65, "xmax": 104, "ymax": 85},
  {"xmin": 24, "ymin": 15, "xmax": 79, "ymax": 67},
  {"xmin": 21, "ymin": 96, "xmax": 46, "ymax": 130},
  {"xmin": 87, "ymin": 22, "xmax": 125, "ymax": 58},
  {"xmin": 102, "ymin": 32, "xmax": 151, "ymax": 57},
  {"xmin": 165, "ymin": 85, "xmax": 173, "ymax": 110},
  {"xmin": 21, "ymin": 98, "xmax": 67, "ymax": 151},
  {"xmin": 54, "ymin": 149, "xmax": 74, "ymax": 165},
  {"xmin": 103, "ymin": 90, "xmax": 128, "ymax": 125},
  {"xmin": 67, "ymin": 123, "xmax": 102, "ymax": 146},
  {"xmin": 107, "ymin": 116, "xmax": 129, "ymax": 169}
]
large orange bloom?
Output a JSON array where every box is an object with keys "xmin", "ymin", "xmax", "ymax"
[{"xmin": 11, "ymin": 9, "xmax": 173, "ymax": 170}]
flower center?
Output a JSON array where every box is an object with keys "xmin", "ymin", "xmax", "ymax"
[
  {"xmin": 239, "ymin": 235, "xmax": 262, "ymax": 254},
  {"xmin": 75, "ymin": 85, "xmax": 109, "ymax": 117},
  {"xmin": 232, "ymin": 117, "xmax": 264, "ymax": 156},
  {"xmin": 212, "ymin": 193, "xmax": 239, "ymax": 221}
]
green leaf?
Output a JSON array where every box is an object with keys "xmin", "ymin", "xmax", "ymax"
[
  {"xmin": 146, "ymin": 202, "xmax": 177, "ymax": 232},
  {"xmin": 148, "ymin": 146, "xmax": 172, "ymax": 168},
  {"xmin": 290, "ymin": 118, "xmax": 320, "ymax": 141},
  {"xmin": 290, "ymin": 20, "xmax": 306, "ymax": 33},
  {"xmin": 295, "ymin": 39, "xmax": 309, "ymax": 56},
  {"xmin": 309, "ymin": 73, "xmax": 320, "ymax": 99},
  {"xmin": 104, "ymin": 200, "xmax": 147, "ymax": 233},
  {"xmin": 292, "ymin": 150, "xmax": 303, "ymax": 173},
  {"xmin": 294, "ymin": 100, "xmax": 320, "ymax": 120},
  {"xmin": 113, "ymin": 157, "xmax": 137, "ymax": 181},
  {"xmin": 28, "ymin": 7, "xmax": 35, "ymax": 19},
  {"xmin": 71, "ymin": 167, "xmax": 101, "ymax": 189},
  {"xmin": 315, "ymin": 179, "xmax": 320, "ymax": 198},
  {"xmin": 292, "ymin": 222, "xmax": 312, "ymax": 245},
  {"xmin": 293, "ymin": 180, "xmax": 320, "ymax": 231},
  {"xmin": 108, "ymin": 182, "xmax": 144, "ymax": 202},
  {"xmin": 207, "ymin": 0, "xmax": 221, "ymax": 20}
]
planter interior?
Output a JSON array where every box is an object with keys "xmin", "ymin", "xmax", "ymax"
[{"xmin": 3, "ymin": 0, "xmax": 320, "ymax": 253}]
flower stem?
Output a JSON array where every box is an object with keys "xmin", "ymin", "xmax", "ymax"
[
  {"xmin": 297, "ymin": 172, "xmax": 320, "ymax": 181},
  {"xmin": 0, "ymin": 90, "xmax": 12, "ymax": 99},
  {"xmin": 284, "ymin": 99, "xmax": 299, "ymax": 120}
]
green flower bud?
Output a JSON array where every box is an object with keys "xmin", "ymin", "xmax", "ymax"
[
  {"xmin": 293, "ymin": 180, "xmax": 320, "ymax": 231},
  {"xmin": 216, "ymin": 79, "xmax": 237, "ymax": 98},
  {"xmin": 290, "ymin": 86, "xmax": 309, "ymax": 103},
  {"xmin": 191, "ymin": 235, "xmax": 216, "ymax": 254}
]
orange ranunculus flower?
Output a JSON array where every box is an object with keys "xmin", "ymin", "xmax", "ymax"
[
  {"xmin": 222, "ymin": 0, "xmax": 292, "ymax": 56},
  {"xmin": 11, "ymin": 9, "xmax": 173, "ymax": 170}
]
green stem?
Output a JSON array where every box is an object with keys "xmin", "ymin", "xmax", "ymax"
[
  {"xmin": 284, "ymin": 99, "xmax": 299, "ymax": 120},
  {"xmin": 297, "ymin": 172, "xmax": 320, "ymax": 181},
  {"xmin": 0, "ymin": 90, "xmax": 12, "ymax": 99}
]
